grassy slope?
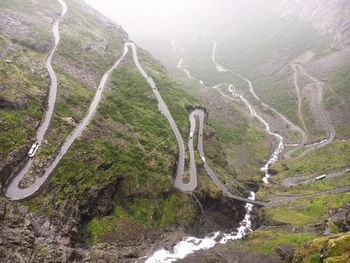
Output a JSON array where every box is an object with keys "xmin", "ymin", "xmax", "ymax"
[
  {"xmin": 325, "ymin": 65, "xmax": 350, "ymax": 137},
  {"xmin": 217, "ymin": 12, "xmax": 350, "ymax": 139},
  {"xmin": 0, "ymin": 42, "xmax": 46, "ymax": 153},
  {"xmin": 221, "ymin": 141, "xmax": 350, "ymax": 258},
  {"xmin": 1, "ymin": 0, "xmax": 195, "ymax": 243},
  {"xmin": 136, "ymin": 47, "xmax": 264, "ymax": 194},
  {"xmin": 293, "ymin": 232, "xmax": 350, "ymax": 262},
  {"xmin": 258, "ymin": 141, "xmax": 350, "ymax": 197},
  {"xmin": 224, "ymin": 194, "xmax": 350, "ymax": 259},
  {"xmin": 217, "ymin": 16, "xmax": 329, "ymax": 133},
  {"xmin": 32, "ymin": 0, "xmax": 127, "ymax": 165},
  {"xmin": 138, "ymin": 6, "xmax": 350, "ymax": 260},
  {"xmin": 206, "ymin": 103, "xmax": 268, "ymax": 181},
  {"xmin": 265, "ymin": 193, "xmax": 350, "ymax": 228},
  {"xmin": 1, "ymin": 0, "xmax": 252, "ymax": 248},
  {"xmin": 22, "ymin": 54, "xmax": 199, "ymax": 242},
  {"xmin": 83, "ymin": 49, "xmax": 260, "ymax": 243},
  {"xmin": 235, "ymin": 229, "xmax": 315, "ymax": 255},
  {"xmin": 154, "ymin": 47, "xmax": 271, "ymax": 182},
  {"xmin": 0, "ymin": 0, "xmax": 127, "ymax": 166},
  {"xmin": 0, "ymin": 0, "xmax": 54, "ymax": 158}
]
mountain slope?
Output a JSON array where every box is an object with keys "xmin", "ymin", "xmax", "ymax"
[
  {"xmin": 135, "ymin": 0, "xmax": 350, "ymax": 261},
  {"xmin": 0, "ymin": 0, "xmax": 255, "ymax": 262},
  {"xmin": 215, "ymin": 0, "xmax": 350, "ymax": 142}
]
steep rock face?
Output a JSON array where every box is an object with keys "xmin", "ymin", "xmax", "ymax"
[
  {"xmin": 330, "ymin": 204, "xmax": 350, "ymax": 232},
  {"xmin": 280, "ymin": 0, "xmax": 350, "ymax": 46}
]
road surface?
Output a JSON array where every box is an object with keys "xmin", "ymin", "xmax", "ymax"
[
  {"xmin": 131, "ymin": 43, "xmax": 262, "ymax": 206},
  {"xmin": 5, "ymin": 0, "xmax": 67, "ymax": 199},
  {"xmin": 5, "ymin": 18, "xmax": 128, "ymax": 199},
  {"xmin": 7, "ymin": 39, "xmax": 260, "ymax": 206},
  {"xmin": 294, "ymin": 65, "xmax": 336, "ymax": 158},
  {"xmin": 282, "ymin": 167, "xmax": 350, "ymax": 187},
  {"xmin": 270, "ymin": 185, "xmax": 350, "ymax": 205},
  {"xmin": 283, "ymin": 64, "xmax": 309, "ymax": 159},
  {"xmin": 292, "ymin": 64, "xmax": 308, "ymax": 134},
  {"xmin": 212, "ymin": 41, "xmax": 308, "ymax": 161},
  {"xmin": 128, "ymin": 42, "xmax": 196, "ymax": 192},
  {"xmin": 191, "ymin": 110, "xmax": 266, "ymax": 206}
]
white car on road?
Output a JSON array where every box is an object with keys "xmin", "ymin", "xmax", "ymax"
[
  {"xmin": 28, "ymin": 142, "xmax": 39, "ymax": 158},
  {"xmin": 315, "ymin": 174, "xmax": 326, "ymax": 181}
]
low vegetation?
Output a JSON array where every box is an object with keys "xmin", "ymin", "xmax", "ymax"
[
  {"xmin": 265, "ymin": 192, "xmax": 350, "ymax": 227},
  {"xmin": 235, "ymin": 229, "xmax": 315, "ymax": 254},
  {"xmin": 275, "ymin": 141, "xmax": 350, "ymax": 177},
  {"xmin": 0, "ymin": 36, "xmax": 48, "ymax": 155},
  {"xmin": 293, "ymin": 232, "xmax": 350, "ymax": 262}
]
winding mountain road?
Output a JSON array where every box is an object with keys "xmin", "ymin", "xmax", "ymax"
[
  {"xmin": 5, "ymin": 15, "xmax": 340, "ymax": 208},
  {"xmin": 282, "ymin": 63, "xmax": 309, "ymax": 159},
  {"xmin": 292, "ymin": 64, "xmax": 308, "ymax": 134},
  {"xmin": 282, "ymin": 167, "xmax": 350, "ymax": 187},
  {"xmin": 131, "ymin": 44, "xmax": 264, "ymax": 206},
  {"xmin": 5, "ymin": 44, "xmax": 128, "ymax": 200},
  {"xmin": 6, "ymin": 33, "xmax": 261, "ymax": 206},
  {"xmin": 128, "ymin": 42, "xmax": 196, "ymax": 192},
  {"xmin": 176, "ymin": 56, "xmax": 267, "ymax": 205},
  {"xmin": 212, "ymin": 41, "xmax": 308, "ymax": 161},
  {"xmin": 191, "ymin": 110, "xmax": 266, "ymax": 206},
  {"xmin": 5, "ymin": 0, "xmax": 129, "ymax": 199},
  {"xmin": 211, "ymin": 42, "xmax": 286, "ymax": 183},
  {"xmin": 270, "ymin": 185, "xmax": 350, "ymax": 205},
  {"xmin": 174, "ymin": 40, "xmax": 350, "ymax": 206},
  {"xmin": 294, "ymin": 65, "xmax": 336, "ymax": 158},
  {"xmin": 5, "ymin": 0, "xmax": 68, "ymax": 199}
]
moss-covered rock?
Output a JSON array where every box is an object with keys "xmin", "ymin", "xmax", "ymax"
[{"xmin": 292, "ymin": 232, "xmax": 350, "ymax": 262}]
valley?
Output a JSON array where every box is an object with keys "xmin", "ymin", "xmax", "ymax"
[{"xmin": 0, "ymin": 0, "xmax": 349, "ymax": 262}]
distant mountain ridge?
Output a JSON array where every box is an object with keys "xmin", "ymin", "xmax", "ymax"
[{"xmin": 280, "ymin": 0, "xmax": 350, "ymax": 46}]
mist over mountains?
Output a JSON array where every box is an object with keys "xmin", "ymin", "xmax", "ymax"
[{"xmin": 1, "ymin": 0, "xmax": 350, "ymax": 262}]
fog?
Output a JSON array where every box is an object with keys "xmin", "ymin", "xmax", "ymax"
[{"xmin": 85, "ymin": 0, "xmax": 280, "ymax": 42}]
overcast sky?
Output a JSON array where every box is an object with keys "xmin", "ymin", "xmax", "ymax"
[
  {"xmin": 84, "ymin": 0, "xmax": 279, "ymax": 41},
  {"xmin": 85, "ymin": 0, "xmax": 276, "ymax": 38}
]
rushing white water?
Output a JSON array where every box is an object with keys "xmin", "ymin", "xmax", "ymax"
[
  {"xmin": 177, "ymin": 59, "xmax": 205, "ymax": 86},
  {"xmin": 146, "ymin": 192, "xmax": 255, "ymax": 263},
  {"xmin": 177, "ymin": 59, "xmax": 183, "ymax": 69},
  {"xmin": 146, "ymin": 38, "xmax": 279, "ymax": 262},
  {"xmin": 212, "ymin": 41, "xmax": 307, "ymax": 162},
  {"xmin": 212, "ymin": 40, "xmax": 285, "ymax": 184},
  {"xmin": 225, "ymin": 85, "xmax": 284, "ymax": 183},
  {"xmin": 212, "ymin": 41, "xmax": 229, "ymax": 73}
]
